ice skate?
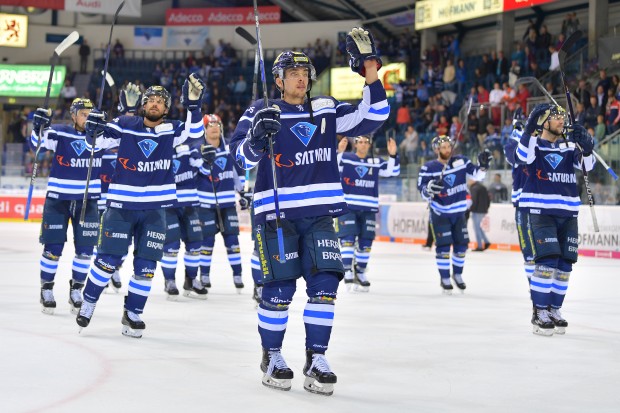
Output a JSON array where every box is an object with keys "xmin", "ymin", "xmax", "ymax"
[
  {"xmin": 200, "ymin": 275, "xmax": 211, "ymax": 289},
  {"xmin": 440, "ymin": 277, "xmax": 453, "ymax": 295},
  {"xmin": 76, "ymin": 301, "xmax": 96, "ymax": 332},
  {"xmin": 121, "ymin": 310, "xmax": 145, "ymax": 338},
  {"xmin": 183, "ymin": 277, "xmax": 208, "ymax": 300},
  {"xmin": 68, "ymin": 280, "xmax": 84, "ymax": 315},
  {"xmin": 233, "ymin": 274, "xmax": 244, "ymax": 293},
  {"xmin": 548, "ymin": 307, "xmax": 568, "ymax": 335},
  {"xmin": 451, "ymin": 273, "xmax": 466, "ymax": 292},
  {"xmin": 303, "ymin": 350, "xmax": 337, "ymax": 396},
  {"xmin": 260, "ymin": 349, "xmax": 293, "ymax": 391},
  {"xmin": 353, "ymin": 267, "xmax": 370, "ymax": 292},
  {"xmin": 343, "ymin": 270, "xmax": 354, "ymax": 291},
  {"xmin": 164, "ymin": 279, "xmax": 179, "ymax": 301},
  {"xmin": 252, "ymin": 284, "xmax": 263, "ymax": 306},
  {"xmin": 531, "ymin": 308, "xmax": 554, "ymax": 336},
  {"xmin": 40, "ymin": 282, "xmax": 56, "ymax": 315}
]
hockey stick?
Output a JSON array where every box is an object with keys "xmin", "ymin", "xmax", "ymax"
[
  {"xmin": 516, "ymin": 76, "xmax": 618, "ymax": 180},
  {"xmin": 557, "ymin": 30, "xmax": 599, "ymax": 232},
  {"xmin": 80, "ymin": 0, "xmax": 125, "ymax": 224},
  {"xmin": 207, "ymin": 163, "xmax": 226, "ymax": 232},
  {"xmin": 439, "ymin": 97, "xmax": 474, "ymax": 181},
  {"xmin": 24, "ymin": 31, "xmax": 80, "ymax": 221},
  {"xmin": 252, "ymin": 0, "xmax": 286, "ymax": 264}
]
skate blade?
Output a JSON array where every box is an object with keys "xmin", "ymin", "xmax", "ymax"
[
  {"xmin": 262, "ymin": 375, "xmax": 291, "ymax": 391},
  {"xmin": 235, "ymin": 287, "xmax": 244, "ymax": 294},
  {"xmin": 532, "ymin": 326, "xmax": 554, "ymax": 336},
  {"xmin": 69, "ymin": 306, "xmax": 81, "ymax": 315},
  {"xmin": 182, "ymin": 291, "xmax": 208, "ymax": 300},
  {"xmin": 554, "ymin": 326, "xmax": 566, "ymax": 335},
  {"xmin": 353, "ymin": 285, "xmax": 369, "ymax": 293},
  {"xmin": 41, "ymin": 306, "xmax": 55, "ymax": 315},
  {"xmin": 441, "ymin": 289, "xmax": 453, "ymax": 296},
  {"xmin": 121, "ymin": 325, "xmax": 144, "ymax": 338},
  {"xmin": 303, "ymin": 377, "xmax": 334, "ymax": 396},
  {"xmin": 166, "ymin": 294, "xmax": 180, "ymax": 302}
]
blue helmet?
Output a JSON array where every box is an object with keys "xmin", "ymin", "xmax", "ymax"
[{"xmin": 272, "ymin": 51, "xmax": 317, "ymax": 91}]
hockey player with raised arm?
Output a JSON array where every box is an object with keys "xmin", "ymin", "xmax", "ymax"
[
  {"xmin": 336, "ymin": 134, "xmax": 399, "ymax": 291},
  {"xmin": 196, "ymin": 114, "xmax": 246, "ymax": 293},
  {"xmin": 229, "ymin": 27, "xmax": 389, "ymax": 396},
  {"xmin": 418, "ymin": 136, "xmax": 492, "ymax": 294},
  {"xmin": 31, "ymin": 98, "xmax": 101, "ymax": 315},
  {"xmin": 76, "ymin": 74, "xmax": 205, "ymax": 338},
  {"xmin": 514, "ymin": 103, "xmax": 595, "ymax": 336}
]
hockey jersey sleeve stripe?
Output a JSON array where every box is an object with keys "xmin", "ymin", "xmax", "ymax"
[
  {"xmin": 519, "ymin": 196, "xmax": 581, "ymax": 206},
  {"xmin": 516, "ymin": 132, "xmax": 537, "ymax": 164},
  {"xmin": 368, "ymin": 106, "xmax": 390, "ymax": 115},
  {"xmin": 431, "ymin": 200, "xmax": 469, "ymax": 213},
  {"xmin": 236, "ymin": 139, "xmax": 263, "ymax": 169},
  {"xmin": 344, "ymin": 194, "xmax": 379, "ymax": 206}
]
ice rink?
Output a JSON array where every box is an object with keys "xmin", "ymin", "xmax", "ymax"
[{"xmin": 1, "ymin": 221, "xmax": 618, "ymax": 413}]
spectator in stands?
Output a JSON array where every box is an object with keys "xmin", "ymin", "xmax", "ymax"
[
  {"xmin": 233, "ymin": 75, "xmax": 247, "ymax": 105},
  {"xmin": 536, "ymin": 25, "xmax": 552, "ymax": 65},
  {"xmin": 489, "ymin": 173, "xmax": 509, "ymax": 203},
  {"xmin": 496, "ymin": 51, "xmax": 509, "ymax": 84},
  {"xmin": 523, "ymin": 45, "xmax": 535, "ymax": 75},
  {"xmin": 79, "ymin": 39, "xmax": 90, "ymax": 74},
  {"xmin": 508, "ymin": 60, "xmax": 521, "ymax": 88},
  {"xmin": 417, "ymin": 139, "xmax": 433, "ymax": 164},
  {"xmin": 611, "ymin": 74, "xmax": 620, "ymax": 98},
  {"xmin": 606, "ymin": 90, "xmax": 620, "ymax": 134},
  {"xmin": 596, "ymin": 85, "xmax": 608, "ymax": 109},
  {"xmin": 489, "ymin": 82, "xmax": 503, "ymax": 124},
  {"xmin": 574, "ymin": 103, "xmax": 586, "ymax": 126},
  {"xmin": 522, "ymin": 20, "xmax": 537, "ymax": 42},
  {"xmin": 561, "ymin": 12, "xmax": 580, "ymax": 38},
  {"xmin": 436, "ymin": 115, "xmax": 449, "ymax": 136},
  {"xmin": 449, "ymin": 115, "xmax": 461, "ymax": 142},
  {"xmin": 399, "ymin": 125, "xmax": 419, "ymax": 165},
  {"xmin": 549, "ymin": 45, "xmax": 560, "ymax": 71},
  {"xmin": 60, "ymin": 80, "xmax": 77, "ymax": 105},
  {"xmin": 465, "ymin": 86, "xmax": 478, "ymax": 105},
  {"xmin": 185, "ymin": 53, "xmax": 196, "ymax": 69},
  {"xmin": 596, "ymin": 69, "xmax": 610, "ymax": 96},
  {"xmin": 396, "ymin": 104, "xmax": 412, "ymax": 133},
  {"xmin": 113, "ymin": 38, "xmax": 124, "ymax": 60},
  {"xmin": 443, "ymin": 59, "xmax": 456, "ymax": 93},
  {"xmin": 469, "ymin": 178, "xmax": 491, "ymax": 251},
  {"xmin": 477, "ymin": 85, "xmax": 489, "ymax": 104},
  {"xmin": 511, "ymin": 42, "xmax": 525, "ymax": 69},
  {"xmin": 478, "ymin": 54, "xmax": 492, "ymax": 91},
  {"xmin": 456, "ymin": 59, "xmax": 467, "ymax": 99},
  {"xmin": 595, "ymin": 114, "xmax": 606, "ymax": 143},
  {"xmin": 555, "ymin": 33, "xmax": 566, "ymax": 51},
  {"xmin": 574, "ymin": 78, "xmax": 591, "ymax": 108},
  {"xmin": 202, "ymin": 38, "xmax": 214, "ymax": 58},
  {"xmin": 466, "ymin": 111, "xmax": 479, "ymax": 154},
  {"xmin": 585, "ymin": 96, "xmax": 603, "ymax": 129},
  {"xmin": 477, "ymin": 107, "xmax": 492, "ymax": 148},
  {"xmin": 483, "ymin": 124, "xmax": 502, "ymax": 167}
]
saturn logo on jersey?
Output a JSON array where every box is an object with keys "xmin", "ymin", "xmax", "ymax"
[
  {"xmin": 290, "ymin": 122, "xmax": 317, "ymax": 146},
  {"xmin": 70, "ymin": 140, "xmax": 87, "ymax": 156},
  {"xmin": 544, "ymin": 153, "xmax": 563, "ymax": 170},
  {"xmin": 119, "ymin": 158, "xmax": 137, "ymax": 171},
  {"xmin": 101, "ymin": 174, "xmax": 111, "ymax": 183},
  {"xmin": 138, "ymin": 139, "xmax": 158, "ymax": 158},
  {"xmin": 355, "ymin": 166, "xmax": 369, "ymax": 178},
  {"xmin": 56, "ymin": 155, "xmax": 70, "ymax": 167},
  {"xmin": 273, "ymin": 148, "xmax": 332, "ymax": 168},
  {"xmin": 172, "ymin": 159, "xmax": 181, "ymax": 174},
  {"xmin": 118, "ymin": 157, "xmax": 171, "ymax": 172}
]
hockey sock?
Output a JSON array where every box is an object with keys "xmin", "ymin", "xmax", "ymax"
[
  {"xmin": 200, "ymin": 236, "xmax": 215, "ymax": 277},
  {"xmin": 183, "ymin": 241, "xmax": 201, "ymax": 279},
  {"xmin": 71, "ymin": 253, "xmax": 92, "ymax": 283},
  {"xmin": 524, "ymin": 260, "xmax": 535, "ymax": 286},
  {"xmin": 251, "ymin": 249, "xmax": 263, "ymax": 286},
  {"xmin": 530, "ymin": 264, "xmax": 555, "ymax": 309},
  {"xmin": 452, "ymin": 244, "xmax": 467, "ymax": 277},
  {"xmin": 339, "ymin": 236, "xmax": 355, "ymax": 273},
  {"xmin": 83, "ymin": 253, "xmax": 122, "ymax": 303},
  {"xmin": 258, "ymin": 280, "xmax": 295, "ymax": 350},
  {"xmin": 223, "ymin": 234, "xmax": 242, "ymax": 275},
  {"xmin": 304, "ymin": 272, "xmax": 339, "ymax": 352},
  {"xmin": 161, "ymin": 240, "xmax": 180, "ymax": 281},
  {"xmin": 40, "ymin": 244, "xmax": 63, "ymax": 283},
  {"xmin": 354, "ymin": 238, "xmax": 373, "ymax": 274},
  {"xmin": 435, "ymin": 245, "xmax": 451, "ymax": 280},
  {"xmin": 125, "ymin": 274, "xmax": 153, "ymax": 314},
  {"xmin": 551, "ymin": 260, "xmax": 572, "ymax": 309}
]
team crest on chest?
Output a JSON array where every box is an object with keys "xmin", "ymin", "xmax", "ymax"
[
  {"xmin": 444, "ymin": 175, "xmax": 456, "ymax": 187},
  {"xmin": 172, "ymin": 159, "xmax": 181, "ymax": 174},
  {"xmin": 138, "ymin": 139, "xmax": 158, "ymax": 158},
  {"xmin": 111, "ymin": 160, "xmax": 117, "ymax": 169},
  {"xmin": 544, "ymin": 153, "xmax": 563, "ymax": 170},
  {"xmin": 71, "ymin": 140, "xmax": 87, "ymax": 156},
  {"xmin": 214, "ymin": 156, "xmax": 227, "ymax": 170},
  {"xmin": 355, "ymin": 166, "xmax": 369, "ymax": 178},
  {"xmin": 290, "ymin": 122, "xmax": 317, "ymax": 147}
]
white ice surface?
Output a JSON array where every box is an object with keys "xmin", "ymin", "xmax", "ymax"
[{"xmin": 0, "ymin": 222, "xmax": 618, "ymax": 413}]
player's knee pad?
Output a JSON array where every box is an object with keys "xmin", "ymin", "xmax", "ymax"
[
  {"xmin": 163, "ymin": 240, "xmax": 181, "ymax": 255},
  {"xmin": 356, "ymin": 237, "xmax": 373, "ymax": 253},
  {"xmin": 185, "ymin": 242, "xmax": 202, "ymax": 256},
  {"xmin": 536, "ymin": 255, "xmax": 559, "ymax": 269},
  {"xmin": 261, "ymin": 281, "xmax": 296, "ymax": 309},
  {"xmin": 74, "ymin": 245, "xmax": 94, "ymax": 257},
  {"xmin": 306, "ymin": 272, "xmax": 339, "ymax": 299},
  {"xmin": 308, "ymin": 296, "xmax": 336, "ymax": 305},
  {"xmin": 134, "ymin": 257, "xmax": 156, "ymax": 279},
  {"xmin": 436, "ymin": 244, "xmax": 450, "ymax": 260},
  {"xmin": 533, "ymin": 264, "xmax": 555, "ymax": 279},
  {"xmin": 43, "ymin": 243, "xmax": 64, "ymax": 260},
  {"xmin": 557, "ymin": 259, "xmax": 573, "ymax": 274},
  {"xmin": 223, "ymin": 234, "xmax": 240, "ymax": 249},
  {"xmin": 163, "ymin": 251, "xmax": 178, "ymax": 258},
  {"xmin": 339, "ymin": 236, "xmax": 355, "ymax": 248},
  {"xmin": 553, "ymin": 269, "xmax": 570, "ymax": 282},
  {"xmin": 93, "ymin": 253, "xmax": 123, "ymax": 274},
  {"xmin": 202, "ymin": 236, "xmax": 215, "ymax": 250},
  {"xmin": 453, "ymin": 243, "xmax": 467, "ymax": 256}
]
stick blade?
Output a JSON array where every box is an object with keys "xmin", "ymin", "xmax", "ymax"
[
  {"xmin": 54, "ymin": 31, "xmax": 80, "ymax": 56},
  {"xmin": 235, "ymin": 26, "xmax": 257, "ymax": 45},
  {"xmin": 114, "ymin": 0, "xmax": 126, "ymax": 18},
  {"xmin": 102, "ymin": 71, "xmax": 115, "ymax": 87}
]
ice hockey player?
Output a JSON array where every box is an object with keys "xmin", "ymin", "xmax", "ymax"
[
  {"xmin": 513, "ymin": 103, "xmax": 595, "ymax": 336},
  {"xmin": 197, "ymin": 114, "xmax": 246, "ymax": 292},
  {"xmin": 75, "ymin": 74, "xmax": 205, "ymax": 338},
  {"xmin": 31, "ymin": 98, "xmax": 101, "ymax": 315},
  {"xmin": 336, "ymin": 134, "xmax": 399, "ymax": 291},
  {"xmin": 229, "ymin": 27, "xmax": 389, "ymax": 395},
  {"xmin": 418, "ymin": 135, "xmax": 491, "ymax": 294}
]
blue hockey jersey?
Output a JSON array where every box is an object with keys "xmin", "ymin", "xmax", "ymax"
[
  {"xmin": 337, "ymin": 152, "xmax": 400, "ymax": 212},
  {"xmin": 515, "ymin": 131, "xmax": 595, "ymax": 217},
  {"xmin": 98, "ymin": 149, "xmax": 117, "ymax": 210},
  {"xmin": 93, "ymin": 109, "xmax": 204, "ymax": 210},
  {"xmin": 229, "ymin": 79, "xmax": 390, "ymax": 224},
  {"xmin": 503, "ymin": 128, "xmax": 529, "ymax": 207},
  {"xmin": 196, "ymin": 141, "xmax": 244, "ymax": 209},
  {"xmin": 30, "ymin": 124, "xmax": 102, "ymax": 200},
  {"xmin": 418, "ymin": 155, "xmax": 485, "ymax": 216},
  {"xmin": 173, "ymin": 143, "xmax": 201, "ymax": 207}
]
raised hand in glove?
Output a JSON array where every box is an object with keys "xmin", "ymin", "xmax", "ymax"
[
  {"xmin": 570, "ymin": 124, "xmax": 594, "ymax": 156},
  {"xmin": 118, "ymin": 83, "xmax": 142, "ymax": 114},
  {"xmin": 201, "ymin": 143, "xmax": 217, "ymax": 165},
  {"xmin": 33, "ymin": 108, "xmax": 52, "ymax": 132},
  {"xmin": 238, "ymin": 190, "xmax": 253, "ymax": 210},
  {"xmin": 425, "ymin": 178, "xmax": 444, "ymax": 197},
  {"xmin": 477, "ymin": 149, "xmax": 493, "ymax": 169},
  {"xmin": 248, "ymin": 106, "xmax": 281, "ymax": 152},
  {"xmin": 85, "ymin": 109, "xmax": 107, "ymax": 141},
  {"xmin": 346, "ymin": 27, "xmax": 382, "ymax": 77},
  {"xmin": 524, "ymin": 103, "xmax": 552, "ymax": 135},
  {"xmin": 181, "ymin": 73, "xmax": 205, "ymax": 110}
]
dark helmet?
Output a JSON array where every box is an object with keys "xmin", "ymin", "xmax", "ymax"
[
  {"xmin": 70, "ymin": 98, "xmax": 94, "ymax": 115},
  {"xmin": 547, "ymin": 104, "xmax": 567, "ymax": 121},
  {"xmin": 272, "ymin": 51, "xmax": 317, "ymax": 92},
  {"xmin": 431, "ymin": 135, "xmax": 452, "ymax": 151},
  {"xmin": 142, "ymin": 85, "xmax": 171, "ymax": 109}
]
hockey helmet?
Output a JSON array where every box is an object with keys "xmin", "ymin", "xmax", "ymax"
[
  {"xmin": 142, "ymin": 85, "xmax": 171, "ymax": 109},
  {"xmin": 355, "ymin": 135, "xmax": 372, "ymax": 144},
  {"xmin": 272, "ymin": 51, "xmax": 317, "ymax": 92},
  {"xmin": 431, "ymin": 135, "xmax": 452, "ymax": 151},
  {"xmin": 547, "ymin": 104, "xmax": 567, "ymax": 121},
  {"xmin": 70, "ymin": 98, "xmax": 94, "ymax": 115},
  {"xmin": 203, "ymin": 114, "xmax": 223, "ymax": 135}
]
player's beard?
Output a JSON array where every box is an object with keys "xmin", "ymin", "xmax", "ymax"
[
  {"xmin": 145, "ymin": 111, "xmax": 165, "ymax": 122},
  {"xmin": 439, "ymin": 151, "xmax": 451, "ymax": 161}
]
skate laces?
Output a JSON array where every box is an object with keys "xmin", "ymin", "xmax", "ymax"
[
  {"xmin": 452, "ymin": 273, "xmax": 464, "ymax": 284},
  {"xmin": 69, "ymin": 288, "xmax": 82, "ymax": 304},
  {"xmin": 309, "ymin": 353, "xmax": 333, "ymax": 374},
  {"xmin": 266, "ymin": 351, "xmax": 289, "ymax": 376},
  {"xmin": 549, "ymin": 307, "xmax": 564, "ymax": 320},
  {"xmin": 537, "ymin": 308, "xmax": 552, "ymax": 323},
  {"xmin": 165, "ymin": 279, "xmax": 177, "ymax": 290},
  {"xmin": 41, "ymin": 289, "xmax": 55, "ymax": 302},
  {"xmin": 192, "ymin": 279, "xmax": 203, "ymax": 290},
  {"xmin": 356, "ymin": 270, "xmax": 368, "ymax": 283},
  {"xmin": 79, "ymin": 301, "xmax": 96, "ymax": 318},
  {"xmin": 233, "ymin": 275, "xmax": 243, "ymax": 283},
  {"xmin": 201, "ymin": 275, "xmax": 210, "ymax": 284},
  {"xmin": 127, "ymin": 311, "xmax": 142, "ymax": 322},
  {"xmin": 344, "ymin": 271, "xmax": 354, "ymax": 281}
]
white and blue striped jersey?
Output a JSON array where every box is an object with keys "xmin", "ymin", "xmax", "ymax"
[
  {"xmin": 418, "ymin": 155, "xmax": 485, "ymax": 216},
  {"xmin": 196, "ymin": 141, "xmax": 244, "ymax": 209},
  {"xmin": 230, "ymin": 79, "xmax": 390, "ymax": 224},
  {"xmin": 30, "ymin": 124, "xmax": 102, "ymax": 200},
  {"xmin": 98, "ymin": 149, "xmax": 118, "ymax": 210},
  {"xmin": 92, "ymin": 109, "xmax": 204, "ymax": 210},
  {"xmin": 515, "ymin": 131, "xmax": 595, "ymax": 217},
  {"xmin": 173, "ymin": 143, "xmax": 201, "ymax": 207},
  {"xmin": 504, "ymin": 128, "xmax": 530, "ymax": 207},
  {"xmin": 337, "ymin": 152, "xmax": 400, "ymax": 212}
]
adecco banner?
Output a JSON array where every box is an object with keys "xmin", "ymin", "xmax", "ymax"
[
  {"xmin": 0, "ymin": 196, "xmax": 44, "ymax": 220},
  {"xmin": 503, "ymin": 0, "xmax": 556, "ymax": 12},
  {"xmin": 166, "ymin": 6, "xmax": 280, "ymax": 26},
  {"xmin": 377, "ymin": 202, "xmax": 620, "ymax": 259},
  {"xmin": 0, "ymin": 64, "xmax": 66, "ymax": 98}
]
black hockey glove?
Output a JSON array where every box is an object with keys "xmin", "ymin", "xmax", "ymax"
[
  {"xmin": 201, "ymin": 143, "xmax": 217, "ymax": 166},
  {"xmin": 570, "ymin": 124, "xmax": 594, "ymax": 156},
  {"xmin": 524, "ymin": 103, "xmax": 552, "ymax": 135},
  {"xmin": 346, "ymin": 27, "xmax": 383, "ymax": 77},
  {"xmin": 238, "ymin": 189, "xmax": 253, "ymax": 210},
  {"xmin": 425, "ymin": 178, "xmax": 444, "ymax": 196},
  {"xmin": 181, "ymin": 73, "xmax": 205, "ymax": 110},
  {"xmin": 33, "ymin": 108, "xmax": 52, "ymax": 132},
  {"xmin": 249, "ymin": 106, "xmax": 281, "ymax": 152},
  {"xmin": 85, "ymin": 109, "xmax": 106, "ymax": 140},
  {"xmin": 118, "ymin": 83, "xmax": 142, "ymax": 114},
  {"xmin": 477, "ymin": 149, "xmax": 493, "ymax": 169}
]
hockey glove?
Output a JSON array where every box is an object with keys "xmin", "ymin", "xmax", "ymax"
[
  {"xmin": 570, "ymin": 124, "xmax": 594, "ymax": 156},
  {"xmin": 249, "ymin": 106, "xmax": 281, "ymax": 152},
  {"xmin": 118, "ymin": 83, "xmax": 142, "ymax": 114},
  {"xmin": 238, "ymin": 189, "xmax": 253, "ymax": 210},
  {"xmin": 346, "ymin": 27, "xmax": 383, "ymax": 77},
  {"xmin": 425, "ymin": 178, "xmax": 444, "ymax": 196},
  {"xmin": 33, "ymin": 108, "xmax": 52, "ymax": 132},
  {"xmin": 201, "ymin": 143, "xmax": 217, "ymax": 166},
  {"xmin": 181, "ymin": 73, "xmax": 205, "ymax": 110},
  {"xmin": 524, "ymin": 103, "xmax": 552, "ymax": 135},
  {"xmin": 85, "ymin": 109, "xmax": 106, "ymax": 140},
  {"xmin": 477, "ymin": 149, "xmax": 493, "ymax": 169}
]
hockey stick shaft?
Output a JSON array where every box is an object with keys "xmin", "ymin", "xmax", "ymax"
[
  {"xmin": 81, "ymin": 0, "xmax": 124, "ymax": 224},
  {"xmin": 439, "ymin": 97, "xmax": 473, "ymax": 180},
  {"xmin": 25, "ymin": 31, "xmax": 80, "ymax": 221},
  {"xmin": 253, "ymin": 0, "xmax": 286, "ymax": 263},
  {"xmin": 208, "ymin": 165, "xmax": 225, "ymax": 231}
]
